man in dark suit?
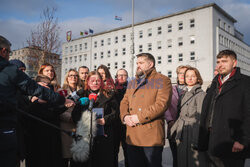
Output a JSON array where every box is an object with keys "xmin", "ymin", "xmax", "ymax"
[{"xmin": 198, "ymin": 50, "xmax": 250, "ymax": 167}]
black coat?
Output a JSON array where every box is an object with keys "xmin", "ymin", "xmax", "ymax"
[
  {"xmin": 72, "ymin": 90, "xmax": 119, "ymax": 167},
  {"xmin": 0, "ymin": 56, "xmax": 65, "ymax": 128},
  {"xmin": 198, "ymin": 67, "xmax": 250, "ymax": 158},
  {"xmin": 114, "ymin": 81, "xmax": 127, "ymax": 143},
  {"xmin": 25, "ymin": 100, "xmax": 65, "ymax": 167}
]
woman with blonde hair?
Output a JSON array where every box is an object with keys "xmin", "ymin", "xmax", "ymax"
[
  {"xmin": 38, "ymin": 63, "xmax": 60, "ymax": 91},
  {"xmin": 60, "ymin": 69, "xmax": 81, "ymax": 167}
]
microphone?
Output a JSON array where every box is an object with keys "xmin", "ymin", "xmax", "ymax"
[
  {"xmin": 58, "ymin": 89, "xmax": 68, "ymax": 97},
  {"xmin": 68, "ymin": 91, "xmax": 80, "ymax": 102},
  {"xmin": 88, "ymin": 93, "xmax": 98, "ymax": 111},
  {"xmin": 78, "ymin": 97, "xmax": 89, "ymax": 106}
]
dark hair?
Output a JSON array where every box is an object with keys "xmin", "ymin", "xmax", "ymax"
[
  {"xmin": 0, "ymin": 35, "xmax": 11, "ymax": 49},
  {"xmin": 35, "ymin": 74, "xmax": 51, "ymax": 84},
  {"xmin": 136, "ymin": 53, "xmax": 155, "ymax": 67},
  {"xmin": 217, "ymin": 50, "xmax": 237, "ymax": 60},
  {"xmin": 97, "ymin": 64, "xmax": 115, "ymax": 92},
  {"xmin": 184, "ymin": 67, "xmax": 203, "ymax": 85},
  {"xmin": 97, "ymin": 65, "xmax": 113, "ymax": 80},
  {"xmin": 78, "ymin": 66, "xmax": 89, "ymax": 71}
]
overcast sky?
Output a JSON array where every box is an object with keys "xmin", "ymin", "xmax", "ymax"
[{"xmin": 1, "ymin": 0, "xmax": 250, "ymax": 51}]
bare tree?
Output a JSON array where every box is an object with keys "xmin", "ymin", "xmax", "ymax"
[{"xmin": 26, "ymin": 6, "xmax": 61, "ymax": 72}]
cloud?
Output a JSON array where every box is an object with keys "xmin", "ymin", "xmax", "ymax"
[
  {"xmin": 60, "ymin": 17, "xmax": 117, "ymax": 42},
  {"xmin": 222, "ymin": 2, "xmax": 250, "ymax": 44},
  {"xmin": 0, "ymin": 16, "xmax": 118, "ymax": 50},
  {"xmin": 0, "ymin": 0, "xmax": 57, "ymax": 16},
  {"xmin": 0, "ymin": 19, "xmax": 35, "ymax": 50},
  {"xmin": 1, "ymin": 0, "xmax": 249, "ymax": 51}
]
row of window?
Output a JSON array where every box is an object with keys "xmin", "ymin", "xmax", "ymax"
[
  {"xmin": 93, "ymin": 19, "xmax": 195, "ymax": 48},
  {"xmin": 157, "ymin": 52, "xmax": 195, "ymax": 64},
  {"xmin": 218, "ymin": 18, "xmax": 231, "ymax": 34},
  {"xmin": 64, "ymin": 19, "xmax": 196, "ymax": 54},
  {"xmin": 65, "ymin": 43, "xmax": 88, "ymax": 54},
  {"xmin": 65, "ymin": 36, "xmax": 195, "ymax": 58},
  {"xmin": 219, "ymin": 34, "xmax": 250, "ymax": 58},
  {"xmin": 64, "ymin": 54, "xmax": 88, "ymax": 64},
  {"xmin": 93, "ymin": 61, "xmax": 126, "ymax": 71}
]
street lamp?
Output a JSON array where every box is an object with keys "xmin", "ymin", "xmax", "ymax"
[{"xmin": 130, "ymin": 0, "xmax": 135, "ymax": 77}]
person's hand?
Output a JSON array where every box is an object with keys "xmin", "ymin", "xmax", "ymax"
[
  {"xmin": 232, "ymin": 141, "xmax": 244, "ymax": 152},
  {"xmin": 130, "ymin": 114, "xmax": 140, "ymax": 124},
  {"xmin": 124, "ymin": 115, "xmax": 136, "ymax": 127},
  {"xmin": 64, "ymin": 99, "xmax": 75, "ymax": 108},
  {"xmin": 31, "ymin": 96, "xmax": 38, "ymax": 102},
  {"xmin": 37, "ymin": 82, "xmax": 50, "ymax": 89},
  {"xmin": 97, "ymin": 118, "xmax": 105, "ymax": 125}
]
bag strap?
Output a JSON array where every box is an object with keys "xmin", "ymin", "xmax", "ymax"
[{"xmin": 179, "ymin": 91, "xmax": 199, "ymax": 110}]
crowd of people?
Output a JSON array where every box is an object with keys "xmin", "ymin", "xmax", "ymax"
[{"xmin": 1, "ymin": 34, "xmax": 250, "ymax": 167}]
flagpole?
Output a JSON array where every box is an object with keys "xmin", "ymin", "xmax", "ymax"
[{"xmin": 131, "ymin": 0, "xmax": 135, "ymax": 77}]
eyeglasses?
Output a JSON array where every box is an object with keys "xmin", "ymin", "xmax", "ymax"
[
  {"xmin": 117, "ymin": 74, "xmax": 128, "ymax": 77},
  {"xmin": 68, "ymin": 75, "xmax": 78, "ymax": 78}
]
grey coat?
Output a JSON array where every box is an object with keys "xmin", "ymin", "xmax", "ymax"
[{"xmin": 171, "ymin": 84, "xmax": 208, "ymax": 167}]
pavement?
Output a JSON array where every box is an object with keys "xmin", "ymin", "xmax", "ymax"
[
  {"xmin": 118, "ymin": 140, "xmax": 250, "ymax": 167},
  {"xmin": 20, "ymin": 134, "xmax": 250, "ymax": 167}
]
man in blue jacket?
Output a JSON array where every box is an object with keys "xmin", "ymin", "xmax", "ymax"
[
  {"xmin": 0, "ymin": 35, "xmax": 74, "ymax": 167},
  {"xmin": 198, "ymin": 50, "xmax": 250, "ymax": 167}
]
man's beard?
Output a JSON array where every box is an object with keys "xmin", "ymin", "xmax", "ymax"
[{"xmin": 136, "ymin": 68, "xmax": 144, "ymax": 76}]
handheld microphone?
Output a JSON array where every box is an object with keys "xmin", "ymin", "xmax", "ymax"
[
  {"xmin": 68, "ymin": 91, "xmax": 80, "ymax": 102},
  {"xmin": 88, "ymin": 93, "xmax": 98, "ymax": 111},
  {"xmin": 78, "ymin": 97, "xmax": 89, "ymax": 106},
  {"xmin": 58, "ymin": 89, "xmax": 68, "ymax": 97}
]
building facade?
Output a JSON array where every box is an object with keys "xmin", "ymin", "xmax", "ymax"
[
  {"xmin": 11, "ymin": 46, "xmax": 62, "ymax": 83},
  {"xmin": 61, "ymin": 3, "xmax": 250, "ymax": 87}
]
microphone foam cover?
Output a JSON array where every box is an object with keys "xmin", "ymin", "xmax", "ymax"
[{"xmin": 79, "ymin": 97, "xmax": 89, "ymax": 106}]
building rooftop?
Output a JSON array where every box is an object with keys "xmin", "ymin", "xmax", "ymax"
[{"xmin": 65, "ymin": 3, "xmax": 237, "ymax": 44}]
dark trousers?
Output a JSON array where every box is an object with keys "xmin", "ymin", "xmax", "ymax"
[
  {"xmin": 208, "ymin": 154, "xmax": 245, "ymax": 167},
  {"xmin": 127, "ymin": 144, "xmax": 163, "ymax": 167},
  {"xmin": 168, "ymin": 139, "xmax": 177, "ymax": 167},
  {"xmin": 0, "ymin": 128, "xmax": 18, "ymax": 167},
  {"xmin": 114, "ymin": 138, "xmax": 129, "ymax": 167}
]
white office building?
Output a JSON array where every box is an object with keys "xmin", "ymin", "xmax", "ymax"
[{"xmin": 61, "ymin": 3, "xmax": 250, "ymax": 86}]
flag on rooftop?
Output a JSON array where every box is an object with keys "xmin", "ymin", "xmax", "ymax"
[
  {"xmin": 80, "ymin": 31, "xmax": 84, "ymax": 36},
  {"xmin": 84, "ymin": 30, "xmax": 88, "ymax": 35},
  {"xmin": 115, "ymin": 16, "xmax": 122, "ymax": 21},
  {"xmin": 89, "ymin": 29, "xmax": 94, "ymax": 34}
]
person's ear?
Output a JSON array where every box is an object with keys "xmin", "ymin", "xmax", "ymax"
[{"xmin": 233, "ymin": 59, "xmax": 237, "ymax": 68}]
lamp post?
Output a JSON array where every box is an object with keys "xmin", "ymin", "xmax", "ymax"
[{"xmin": 130, "ymin": 0, "xmax": 135, "ymax": 77}]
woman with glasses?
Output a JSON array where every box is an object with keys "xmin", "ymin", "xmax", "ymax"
[
  {"xmin": 170, "ymin": 67, "xmax": 209, "ymax": 167},
  {"xmin": 71, "ymin": 71, "xmax": 119, "ymax": 167},
  {"xmin": 60, "ymin": 69, "xmax": 81, "ymax": 167}
]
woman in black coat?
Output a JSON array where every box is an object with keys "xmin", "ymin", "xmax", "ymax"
[
  {"xmin": 72, "ymin": 71, "xmax": 119, "ymax": 167},
  {"xmin": 25, "ymin": 75, "xmax": 65, "ymax": 167}
]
